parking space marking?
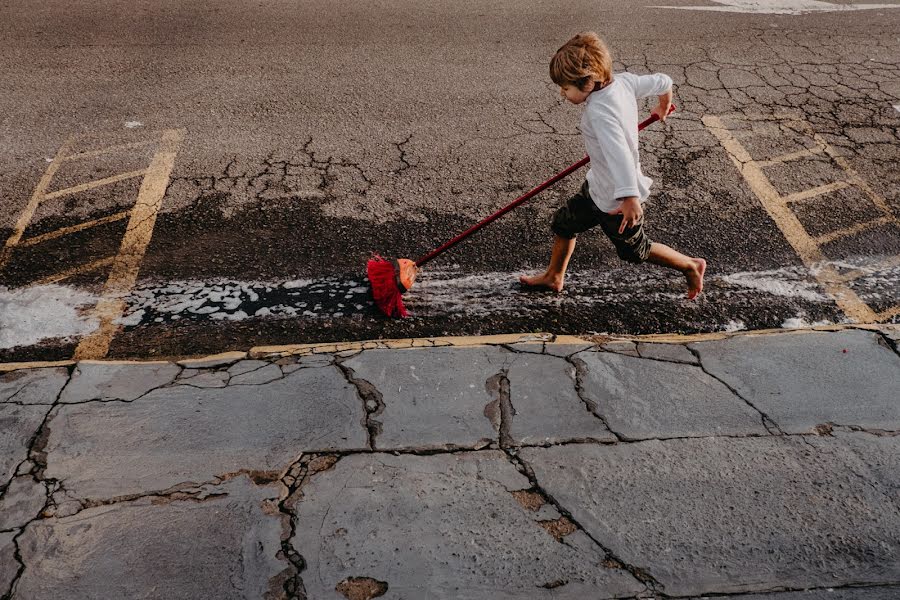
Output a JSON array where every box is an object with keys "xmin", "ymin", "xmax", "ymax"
[
  {"xmin": 18, "ymin": 211, "xmax": 130, "ymax": 247},
  {"xmin": 75, "ymin": 128, "xmax": 184, "ymax": 359},
  {"xmin": 783, "ymin": 181, "xmax": 850, "ymax": 205},
  {"xmin": 42, "ymin": 168, "xmax": 148, "ymax": 201},
  {"xmin": 35, "ymin": 257, "xmax": 116, "ymax": 286},
  {"xmin": 703, "ymin": 114, "xmax": 897, "ymax": 323},
  {"xmin": 63, "ymin": 139, "xmax": 155, "ymax": 162},
  {"xmin": 0, "ymin": 138, "xmax": 72, "ymax": 270},
  {"xmin": 1, "ymin": 128, "xmax": 185, "ymax": 359}
]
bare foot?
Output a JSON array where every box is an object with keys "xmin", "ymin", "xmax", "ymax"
[
  {"xmin": 685, "ymin": 258, "xmax": 706, "ymax": 300},
  {"xmin": 519, "ymin": 272, "xmax": 564, "ymax": 292}
]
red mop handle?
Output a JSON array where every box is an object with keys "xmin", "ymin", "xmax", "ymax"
[{"xmin": 415, "ymin": 105, "xmax": 675, "ymax": 267}]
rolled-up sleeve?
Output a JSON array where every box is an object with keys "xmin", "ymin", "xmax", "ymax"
[{"xmin": 632, "ymin": 73, "xmax": 672, "ymax": 99}]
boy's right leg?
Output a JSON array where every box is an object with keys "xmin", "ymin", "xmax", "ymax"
[
  {"xmin": 520, "ymin": 181, "xmax": 600, "ymax": 292},
  {"xmin": 519, "ymin": 235, "xmax": 576, "ymax": 292}
]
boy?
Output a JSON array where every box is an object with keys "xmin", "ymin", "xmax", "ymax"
[{"xmin": 520, "ymin": 32, "xmax": 706, "ymax": 299}]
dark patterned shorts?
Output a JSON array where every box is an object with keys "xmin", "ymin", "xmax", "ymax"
[{"xmin": 550, "ymin": 180, "xmax": 652, "ymax": 264}]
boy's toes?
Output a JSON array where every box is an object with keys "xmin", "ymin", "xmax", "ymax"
[
  {"xmin": 519, "ymin": 274, "xmax": 563, "ymax": 292},
  {"xmin": 686, "ymin": 258, "xmax": 706, "ymax": 299}
]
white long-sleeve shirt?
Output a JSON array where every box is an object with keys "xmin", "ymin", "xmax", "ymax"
[{"xmin": 581, "ymin": 72, "xmax": 672, "ymax": 213}]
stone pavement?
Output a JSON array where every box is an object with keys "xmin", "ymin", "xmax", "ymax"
[{"xmin": 1, "ymin": 325, "xmax": 899, "ymax": 600}]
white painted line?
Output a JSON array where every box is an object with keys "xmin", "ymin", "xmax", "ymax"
[{"xmin": 655, "ymin": 0, "xmax": 900, "ymax": 14}]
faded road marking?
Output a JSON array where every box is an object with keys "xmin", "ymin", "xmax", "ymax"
[
  {"xmin": 75, "ymin": 128, "xmax": 185, "ymax": 359},
  {"xmin": 655, "ymin": 0, "xmax": 900, "ymax": 14},
  {"xmin": 702, "ymin": 114, "xmax": 898, "ymax": 323},
  {"xmin": 0, "ymin": 137, "xmax": 72, "ymax": 271}
]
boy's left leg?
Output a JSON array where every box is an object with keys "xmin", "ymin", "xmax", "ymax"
[{"xmin": 599, "ymin": 213, "xmax": 706, "ymax": 299}]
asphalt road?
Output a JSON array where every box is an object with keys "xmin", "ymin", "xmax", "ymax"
[{"xmin": 1, "ymin": 0, "xmax": 899, "ymax": 361}]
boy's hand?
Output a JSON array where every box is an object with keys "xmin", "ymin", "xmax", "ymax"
[
  {"xmin": 653, "ymin": 89, "xmax": 673, "ymax": 122},
  {"xmin": 610, "ymin": 196, "xmax": 643, "ymax": 234}
]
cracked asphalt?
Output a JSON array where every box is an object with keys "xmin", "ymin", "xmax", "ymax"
[
  {"xmin": 2, "ymin": 326, "xmax": 899, "ymax": 599},
  {"xmin": 1, "ymin": 0, "xmax": 899, "ymax": 361}
]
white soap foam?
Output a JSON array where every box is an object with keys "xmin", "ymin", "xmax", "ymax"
[{"xmin": 0, "ymin": 285, "xmax": 99, "ymax": 349}]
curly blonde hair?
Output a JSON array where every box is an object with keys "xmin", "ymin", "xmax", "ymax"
[{"xmin": 550, "ymin": 32, "xmax": 613, "ymax": 90}]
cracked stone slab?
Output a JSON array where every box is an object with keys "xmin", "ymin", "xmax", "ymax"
[
  {"xmin": 575, "ymin": 351, "xmax": 767, "ymax": 439},
  {"xmin": 13, "ymin": 476, "xmax": 288, "ymax": 599},
  {"xmin": 60, "ymin": 361, "xmax": 181, "ymax": 403},
  {"xmin": 521, "ymin": 437, "xmax": 900, "ymax": 597},
  {"xmin": 1, "ymin": 531, "xmax": 17, "ymax": 595},
  {"xmin": 0, "ymin": 475, "xmax": 46, "ymax": 531},
  {"xmin": 831, "ymin": 432, "xmax": 900, "ymax": 506},
  {"xmin": 0, "ymin": 367, "xmax": 68, "ymax": 405},
  {"xmin": 1, "ymin": 404, "xmax": 48, "ymax": 483},
  {"xmin": 635, "ymin": 342, "xmax": 698, "ymax": 364},
  {"xmin": 341, "ymin": 347, "xmax": 507, "ymax": 448},
  {"xmin": 710, "ymin": 587, "xmax": 900, "ymax": 599},
  {"xmin": 228, "ymin": 362, "xmax": 282, "ymax": 385},
  {"xmin": 690, "ymin": 330, "xmax": 900, "ymax": 433},
  {"xmin": 505, "ymin": 353, "xmax": 614, "ymax": 444},
  {"xmin": 44, "ymin": 365, "xmax": 367, "ymax": 500},
  {"xmin": 290, "ymin": 452, "xmax": 643, "ymax": 599}
]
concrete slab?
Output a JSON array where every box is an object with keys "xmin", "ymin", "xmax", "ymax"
[
  {"xmin": 341, "ymin": 347, "xmax": 506, "ymax": 449},
  {"xmin": 521, "ymin": 438, "xmax": 900, "ymax": 597},
  {"xmin": 60, "ymin": 361, "xmax": 181, "ymax": 403},
  {"xmin": 14, "ymin": 477, "xmax": 288, "ymax": 600},
  {"xmin": 1, "ymin": 405, "xmax": 47, "ymax": 483},
  {"xmin": 575, "ymin": 351, "xmax": 767, "ymax": 439},
  {"xmin": 0, "ymin": 475, "xmax": 46, "ymax": 531},
  {"xmin": 635, "ymin": 342, "xmax": 698, "ymax": 364},
  {"xmin": 176, "ymin": 351, "xmax": 247, "ymax": 368},
  {"xmin": 1, "ymin": 531, "xmax": 18, "ymax": 596},
  {"xmin": 690, "ymin": 330, "xmax": 900, "ymax": 433},
  {"xmin": 505, "ymin": 353, "xmax": 614, "ymax": 444},
  {"xmin": 706, "ymin": 587, "xmax": 900, "ymax": 599},
  {"xmin": 290, "ymin": 452, "xmax": 643, "ymax": 599},
  {"xmin": 229, "ymin": 363, "xmax": 283, "ymax": 385},
  {"xmin": 832, "ymin": 432, "xmax": 900, "ymax": 504},
  {"xmin": 44, "ymin": 364, "xmax": 367, "ymax": 500},
  {"xmin": 0, "ymin": 367, "xmax": 68, "ymax": 405}
]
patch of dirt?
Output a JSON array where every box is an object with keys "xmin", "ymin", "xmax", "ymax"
[
  {"xmin": 538, "ymin": 516, "xmax": 577, "ymax": 542},
  {"xmin": 335, "ymin": 576, "xmax": 389, "ymax": 600}
]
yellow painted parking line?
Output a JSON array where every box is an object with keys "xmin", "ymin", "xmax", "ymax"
[
  {"xmin": 703, "ymin": 115, "xmax": 879, "ymax": 323},
  {"xmin": 19, "ymin": 211, "xmax": 130, "ymax": 247},
  {"xmin": 756, "ymin": 143, "xmax": 827, "ymax": 167},
  {"xmin": 782, "ymin": 181, "xmax": 850, "ymax": 205},
  {"xmin": 831, "ymin": 255, "xmax": 900, "ymax": 284},
  {"xmin": 63, "ymin": 140, "xmax": 155, "ymax": 162},
  {"xmin": 42, "ymin": 169, "xmax": 148, "ymax": 201},
  {"xmin": 0, "ymin": 137, "xmax": 73, "ymax": 271},
  {"xmin": 876, "ymin": 305, "xmax": 900, "ymax": 321},
  {"xmin": 34, "ymin": 257, "xmax": 116, "ymax": 286},
  {"xmin": 74, "ymin": 128, "xmax": 185, "ymax": 360},
  {"xmin": 801, "ymin": 126, "xmax": 896, "ymax": 220},
  {"xmin": 814, "ymin": 215, "xmax": 892, "ymax": 246}
]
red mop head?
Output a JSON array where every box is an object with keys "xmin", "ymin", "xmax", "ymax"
[{"xmin": 367, "ymin": 255, "xmax": 417, "ymax": 318}]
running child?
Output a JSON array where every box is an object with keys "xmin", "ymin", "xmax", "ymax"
[{"xmin": 520, "ymin": 32, "xmax": 706, "ymax": 298}]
